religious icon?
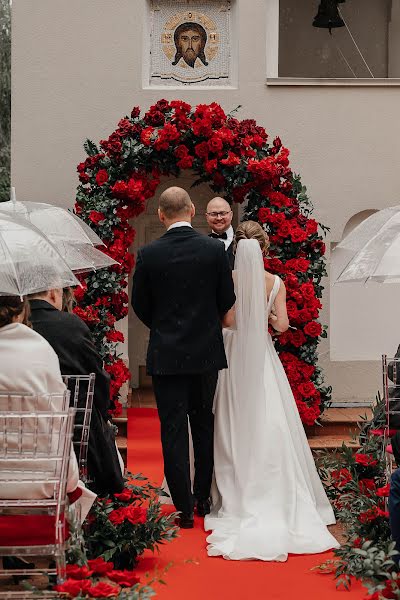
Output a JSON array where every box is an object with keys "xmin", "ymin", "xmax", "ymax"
[
  {"xmin": 172, "ymin": 22, "xmax": 209, "ymax": 68},
  {"xmin": 149, "ymin": 1, "xmax": 232, "ymax": 87}
]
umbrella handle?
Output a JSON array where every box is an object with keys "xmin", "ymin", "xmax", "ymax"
[{"xmin": 10, "ymin": 187, "xmax": 16, "ymax": 203}]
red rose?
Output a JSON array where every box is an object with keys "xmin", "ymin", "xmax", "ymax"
[
  {"xmin": 65, "ymin": 564, "xmax": 93, "ymax": 579},
  {"xmin": 195, "ymin": 142, "xmax": 209, "ymax": 159},
  {"xmin": 113, "ymin": 488, "xmax": 134, "ymax": 502},
  {"xmin": 298, "ymin": 381, "xmax": 317, "ymax": 398},
  {"xmin": 204, "ymin": 158, "xmax": 218, "ymax": 174},
  {"xmin": 192, "ymin": 117, "xmax": 213, "ymax": 138},
  {"xmin": 111, "ymin": 180, "xmax": 128, "ymax": 198},
  {"xmin": 87, "ymin": 557, "xmax": 114, "ymax": 576},
  {"xmin": 290, "ymin": 330, "xmax": 306, "ymax": 348},
  {"xmin": 144, "ymin": 109, "xmax": 165, "ymax": 126},
  {"xmin": 106, "ymin": 330, "xmax": 125, "ymax": 343},
  {"xmin": 208, "ymin": 136, "xmax": 224, "ymax": 153},
  {"xmin": 358, "ymin": 479, "xmax": 376, "ymax": 496},
  {"xmin": 220, "ymin": 152, "xmax": 240, "ymax": 166},
  {"xmin": 300, "ymin": 282, "xmax": 315, "ymax": 301},
  {"xmin": 79, "ymin": 173, "xmax": 90, "ymax": 184},
  {"xmin": 177, "ymin": 155, "xmax": 194, "ymax": 169},
  {"xmin": 297, "ymin": 308, "xmax": 312, "ymax": 324},
  {"xmin": 126, "ymin": 505, "xmax": 147, "ymax": 525},
  {"xmin": 331, "ymin": 468, "xmax": 352, "ymax": 488},
  {"xmin": 311, "ymin": 239, "xmax": 326, "ymax": 254},
  {"xmin": 377, "ymin": 483, "xmax": 390, "ymax": 497},
  {"xmin": 89, "ymin": 582, "xmax": 120, "ymax": 597},
  {"xmin": 89, "ymin": 210, "xmax": 106, "ymax": 225},
  {"xmin": 303, "ymin": 321, "xmax": 322, "ymax": 338},
  {"xmin": 306, "ymin": 219, "xmax": 318, "ymax": 234},
  {"xmin": 355, "ymin": 453, "xmax": 378, "ymax": 467},
  {"xmin": 73, "ymin": 283, "xmax": 87, "ymax": 303},
  {"xmin": 130, "ymin": 106, "xmax": 140, "ymax": 118},
  {"xmin": 155, "ymin": 98, "xmax": 170, "ymax": 112},
  {"xmin": 95, "ymin": 169, "xmax": 109, "ymax": 186},
  {"xmin": 54, "ymin": 578, "xmax": 92, "ymax": 596},
  {"xmin": 175, "ymin": 144, "xmax": 189, "ymax": 159},
  {"xmin": 109, "ymin": 507, "xmax": 127, "ymax": 525},
  {"xmin": 108, "ymin": 570, "xmax": 140, "ymax": 587},
  {"xmin": 277, "ymin": 222, "xmax": 291, "ymax": 238},
  {"xmin": 258, "ymin": 208, "xmax": 271, "ymax": 223},
  {"xmin": 140, "ymin": 127, "xmax": 155, "ymax": 146},
  {"xmin": 290, "ymin": 228, "xmax": 308, "ymax": 243}
]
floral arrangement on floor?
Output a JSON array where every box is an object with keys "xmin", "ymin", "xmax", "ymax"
[
  {"xmin": 84, "ymin": 473, "xmax": 178, "ymax": 571},
  {"xmin": 54, "ymin": 557, "xmax": 155, "ymax": 599},
  {"xmin": 316, "ymin": 396, "xmax": 400, "ymax": 598},
  {"xmin": 74, "ymin": 100, "xmax": 330, "ymax": 424}
]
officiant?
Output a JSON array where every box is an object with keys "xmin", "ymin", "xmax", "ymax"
[{"xmin": 206, "ymin": 197, "xmax": 235, "ymax": 269}]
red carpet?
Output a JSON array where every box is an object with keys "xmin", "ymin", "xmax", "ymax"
[{"xmin": 128, "ymin": 408, "xmax": 366, "ymax": 600}]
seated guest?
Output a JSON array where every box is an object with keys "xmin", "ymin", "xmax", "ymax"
[
  {"xmin": 389, "ymin": 467, "xmax": 400, "ymax": 564},
  {"xmin": 0, "ymin": 295, "xmax": 95, "ymax": 520},
  {"xmin": 28, "ymin": 288, "xmax": 124, "ymax": 496}
]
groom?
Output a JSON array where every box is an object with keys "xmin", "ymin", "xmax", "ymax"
[
  {"xmin": 131, "ymin": 187, "xmax": 235, "ymax": 528},
  {"xmin": 206, "ymin": 197, "xmax": 235, "ymax": 269}
]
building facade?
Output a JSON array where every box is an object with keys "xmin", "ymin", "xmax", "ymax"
[{"xmin": 11, "ymin": 0, "xmax": 400, "ymax": 403}]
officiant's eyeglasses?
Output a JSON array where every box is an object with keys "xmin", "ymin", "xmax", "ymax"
[{"xmin": 206, "ymin": 210, "xmax": 232, "ymax": 219}]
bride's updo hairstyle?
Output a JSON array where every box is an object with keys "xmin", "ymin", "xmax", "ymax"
[
  {"xmin": 0, "ymin": 296, "xmax": 30, "ymax": 328},
  {"xmin": 235, "ymin": 221, "xmax": 270, "ymax": 256}
]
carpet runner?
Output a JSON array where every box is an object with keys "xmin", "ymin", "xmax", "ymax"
[{"xmin": 127, "ymin": 407, "xmax": 366, "ymax": 600}]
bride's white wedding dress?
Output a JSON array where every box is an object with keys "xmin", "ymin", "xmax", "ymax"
[{"xmin": 204, "ymin": 239, "xmax": 339, "ymax": 561}]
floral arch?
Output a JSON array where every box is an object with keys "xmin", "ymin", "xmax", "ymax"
[{"xmin": 74, "ymin": 100, "xmax": 330, "ymax": 425}]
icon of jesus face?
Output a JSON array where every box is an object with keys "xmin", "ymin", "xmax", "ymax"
[
  {"xmin": 177, "ymin": 29, "xmax": 202, "ymax": 66},
  {"xmin": 172, "ymin": 22, "xmax": 209, "ymax": 68}
]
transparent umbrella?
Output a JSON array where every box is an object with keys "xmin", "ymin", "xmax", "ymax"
[
  {"xmin": 0, "ymin": 197, "xmax": 105, "ymax": 246},
  {"xmin": 0, "ymin": 193, "xmax": 118, "ymax": 273},
  {"xmin": 334, "ymin": 206, "xmax": 400, "ymax": 284},
  {"xmin": 56, "ymin": 241, "xmax": 118, "ymax": 274},
  {"xmin": 0, "ymin": 213, "xmax": 80, "ymax": 296}
]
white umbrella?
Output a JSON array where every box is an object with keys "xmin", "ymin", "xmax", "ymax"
[
  {"xmin": 0, "ymin": 198, "xmax": 105, "ymax": 246},
  {"xmin": 334, "ymin": 206, "xmax": 400, "ymax": 283},
  {"xmin": 0, "ymin": 191, "xmax": 118, "ymax": 273},
  {"xmin": 0, "ymin": 213, "xmax": 79, "ymax": 296},
  {"xmin": 56, "ymin": 241, "xmax": 118, "ymax": 274}
]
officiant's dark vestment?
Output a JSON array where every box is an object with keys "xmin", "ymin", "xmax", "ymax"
[
  {"xmin": 208, "ymin": 227, "xmax": 235, "ymax": 269},
  {"xmin": 29, "ymin": 299, "xmax": 124, "ymax": 495},
  {"xmin": 131, "ymin": 225, "xmax": 235, "ymax": 514}
]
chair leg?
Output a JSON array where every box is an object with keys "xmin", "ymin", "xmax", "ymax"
[{"xmin": 55, "ymin": 550, "xmax": 66, "ymax": 584}]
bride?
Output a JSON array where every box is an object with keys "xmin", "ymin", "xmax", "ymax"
[{"xmin": 204, "ymin": 221, "xmax": 339, "ymax": 561}]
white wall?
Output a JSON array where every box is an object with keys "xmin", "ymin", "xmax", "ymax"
[{"xmin": 11, "ymin": 0, "xmax": 400, "ymax": 403}]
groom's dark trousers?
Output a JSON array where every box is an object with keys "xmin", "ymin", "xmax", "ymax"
[
  {"xmin": 152, "ymin": 371, "xmax": 218, "ymax": 514},
  {"xmin": 131, "ymin": 225, "xmax": 235, "ymax": 515}
]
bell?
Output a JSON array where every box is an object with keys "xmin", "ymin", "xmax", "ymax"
[{"xmin": 313, "ymin": 0, "xmax": 345, "ymax": 33}]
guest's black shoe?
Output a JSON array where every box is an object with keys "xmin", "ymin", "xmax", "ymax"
[
  {"xmin": 195, "ymin": 498, "xmax": 211, "ymax": 517},
  {"xmin": 175, "ymin": 512, "xmax": 194, "ymax": 529},
  {"xmin": 2, "ymin": 556, "xmax": 35, "ymax": 584}
]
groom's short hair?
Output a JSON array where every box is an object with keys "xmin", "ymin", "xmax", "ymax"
[{"xmin": 159, "ymin": 187, "xmax": 192, "ymax": 219}]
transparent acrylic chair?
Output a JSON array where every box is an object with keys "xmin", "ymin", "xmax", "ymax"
[
  {"xmin": 0, "ymin": 392, "xmax": 74, "ymax": 586},
  {"xmin": 62, "ymin": 374, "xmax": 95, "ymax": 483}
]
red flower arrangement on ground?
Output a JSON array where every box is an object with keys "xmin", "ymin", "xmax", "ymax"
[{"xmin": 74, "ymin": 100, "xmax": 330, "ymax": 422}]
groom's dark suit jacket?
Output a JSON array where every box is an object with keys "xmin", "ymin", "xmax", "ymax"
[{"xmin": 131, "ymin": 226, "xmax": 235, "ymax": 375}]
